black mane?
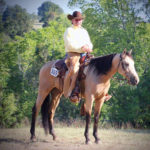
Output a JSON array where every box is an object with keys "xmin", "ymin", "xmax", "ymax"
[{"xmin": 88, "ymin": 53, "xmax": 116, "ymax": 75}]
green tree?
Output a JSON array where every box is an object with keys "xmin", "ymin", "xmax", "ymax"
[
  {"xmin": 0, "ymin": 0, "xmax": 6, "ymax": 32},
  {"xmin": 0, "ymin": 93, "xmax": 17, "ymax": 127},
  {"xmin": 6, "ymin": 15, "xmax": 70, "ymax": 121},
  {"xmin": 1, "ymin": 0, "xmax": 150, "ymax": 128},
  {"xmin": 135, "ymin": 0, "xmax": 150, "ymax": 22},
  {"xmin": 68, "ymin": 0, "xmax": 150, "ymax": 128},
  {"xmin": 0, "ymin": 33, "xmax": 22, "ymax": 127},
  {"xmin": 2, "ymin": 4, "xmax": 32, "ymax": 38},
  {"xmin": 38, "ymin": 1, "xmax": 64, "ymax": 27},
  {"xmin": 0, "ymin": 0, "xmax": 6, "ymax": 14}
]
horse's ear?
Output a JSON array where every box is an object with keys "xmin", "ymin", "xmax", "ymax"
[
  {"xmin": 128, "ymin": 49, "xmax": 132, "ymax": 56},
  {"xmin": 123, "ymin": 48, "xmax": 127, "ymax": 53},
  {"xmin": 121, "ymin": 48, "xmax": 127, "ymax": 58}
]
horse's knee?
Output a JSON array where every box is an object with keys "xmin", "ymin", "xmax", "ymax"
[
  {"xmin": 84, "ymin": 104, "xmax": 93, "ymax": 115},
  {"xmin": 49, "ymin": 111, "xmax": 55, "ymax": 121}
]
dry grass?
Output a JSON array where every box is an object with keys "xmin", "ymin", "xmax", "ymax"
[{"xmin": 0, "ymin": 127, "xmax": 150, "ymax": 150}]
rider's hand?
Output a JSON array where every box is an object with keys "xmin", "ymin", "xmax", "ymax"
[{"xmin": 82, "ymin": 45, "xmax": 93, "ymax": 53}]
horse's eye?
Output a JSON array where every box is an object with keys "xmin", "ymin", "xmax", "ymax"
[{"xmin": 125, "ymin": 63, "xmax": 129, "ymax": 67}]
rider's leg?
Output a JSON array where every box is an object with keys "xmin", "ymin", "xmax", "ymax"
[{"xmin": 63, "ymin": 52, "xmax": 80, "ymax": 99}]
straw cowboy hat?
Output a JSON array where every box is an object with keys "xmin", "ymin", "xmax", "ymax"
[{"xmin": 67, "ymin": 11, "xmax": 84, "ymax": 20}]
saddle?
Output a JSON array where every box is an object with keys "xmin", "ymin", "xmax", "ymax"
[
  {"xmin": 54, "ymin": 59, "xmax": 68, "ymax": 78},
  {"xmin": 54, "ymin": 53, "xmax": 93, "ymax": 79}
]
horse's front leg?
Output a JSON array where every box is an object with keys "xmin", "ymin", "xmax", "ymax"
[
  {"xmin": 93, "ymin": 98, "xmax": 104, "ymax": 144},
  {"xmin": 84, "ymin": 96, "xmax": 94, "ymax": 144},
  {"xmin": 84, "ymin": 112, "xmax": 91, "ymax": 144}
]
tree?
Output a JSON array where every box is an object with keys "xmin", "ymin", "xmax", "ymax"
[
  {"xmin": 0, "ymin": 93, "xmax": 17, "ymax": 127},
  {"xmin": 2, "ymin": 4, "xmax": 32, "ymax": 38},
  {"xmin": 68, "ymin": 0, "xmax": 150, "ymax": 128},
  {"xmin": 0, "ymin": 0, "xmax": 6, "ymax": 14},
  {"xmin": 135, "ymin": 0, "xmax": 150, "ymax": 22},
  {"xmin": 0, "ymin": 0, "xmax": 6, "ymax": 32},
  {"xmin": 4, "ymin": 15, "xmax": 70, "ymax": 122},
  {"xmin": 38, "ymin": 1, "xmax": 64, "ymax": 27}
]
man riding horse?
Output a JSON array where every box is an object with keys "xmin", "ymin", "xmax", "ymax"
[{"xmin": 63, "ymin": 11, "xmax": 111, "ymax": 103}]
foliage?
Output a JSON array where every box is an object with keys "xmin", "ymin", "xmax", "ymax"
[
  {"xmin": 38, "ymin": 1, "xmax": 64, "ymax": 27},
  {"xmin": 0, "ymin": 0, "xmax": 150, "ymax": 128},
  {"xmin": 0, "ymin": 93, "xmax": 17, "ymax": 127},
  {"xmin": 0, "ymin": 0, "xmax": 6, "ymax": 14},
  {"xmin": 0, "ymin": 13, "xmax": 70, "ymax": 127},
  {"xmin": 2, "ymin": 4, "xmax": 32, "ymax": 38},
  {"xmin": 68, "ymin": 0, "xmax": 150, "ymax": 128}
]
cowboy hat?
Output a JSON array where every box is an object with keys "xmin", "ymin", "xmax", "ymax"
[{"xmin": 67, "ymin": 11, "xmax": 84, "ymax": 20}]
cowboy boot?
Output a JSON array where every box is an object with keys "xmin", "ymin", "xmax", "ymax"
[{"xmin": 69, "ymin": 83, "xmax": 80, "ymax": 104}]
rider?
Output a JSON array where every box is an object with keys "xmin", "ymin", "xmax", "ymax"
[
  {"xmin": 63, "ymin": 11, "xmax": 112, "ymax": 103},
  {"xmin": 63, "ymin": 11, "xmax": 93, "ymax": 103}
]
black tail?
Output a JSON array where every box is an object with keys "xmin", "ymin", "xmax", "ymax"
[{"xmin": 41, "ymin": 94, "xmax": 50, "ymax": 135}]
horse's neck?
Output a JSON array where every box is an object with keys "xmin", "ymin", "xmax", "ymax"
[
  {"xmin": 104, "ymin": 54, "xmax": 120, "ymax": 80},
  {"xmin": 83, "ymin": 54, "xmax": 120, "ymax": 84}
]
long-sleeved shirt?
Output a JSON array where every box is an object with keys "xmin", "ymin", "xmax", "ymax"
[{"xmin": 64, "ymin": 25, "xmax": 93, "ymax": 53}]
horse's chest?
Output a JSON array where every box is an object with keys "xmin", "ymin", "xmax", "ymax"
[{"xmin": 82, "ymin": 69, "xmax": 110, "ymax": 98}]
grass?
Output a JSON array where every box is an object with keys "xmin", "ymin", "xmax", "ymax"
[{"xmin": 0, "ymin": 127, "xmax": 150, "ymax": 150}]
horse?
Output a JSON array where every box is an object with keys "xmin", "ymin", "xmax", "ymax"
[{"xmin": 30, "ymin": 49, "xmax": 139, "ymax": 144}]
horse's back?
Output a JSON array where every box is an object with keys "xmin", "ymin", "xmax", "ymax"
[{"xmin": 39, "ymin": 60, "xmax": 55, "ymax": 78}]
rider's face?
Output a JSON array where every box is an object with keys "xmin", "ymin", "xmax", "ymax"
[{"xmin": 72, "ymin": 18, "xmax": 83, "ymax": 27}]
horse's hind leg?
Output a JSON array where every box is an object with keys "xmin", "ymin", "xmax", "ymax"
[
  {"xmin": 49, "ymin": 88, "xmax": 62, "ymax": 140},
  {"xmin": 93, "ymin": 99, "xmax": 104, "ymax": 144},
  {"xmin": 30, "ymin": 104, "xmax": 37, "ymax": 141},
  {"xmin": 30, "ymin": 89, "xmax": 50, "ymax": 141}
]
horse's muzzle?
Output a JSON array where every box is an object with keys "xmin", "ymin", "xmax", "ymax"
[{"xmin": 129, "ymin": 75, "xmax": 139, "ymax": 85}]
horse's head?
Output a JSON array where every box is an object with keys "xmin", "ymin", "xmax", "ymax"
[{"xmin": 117, "ymin": 49, "xmax": 139, "ymax": 85}]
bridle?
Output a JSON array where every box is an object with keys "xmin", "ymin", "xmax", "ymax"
[
  {"xmin": 117, "ymin": 54, "xmax": 122, "ymax": 71},
  {"xmin": 112, "ymin": 54, "xmax": 128, "ymax": 82}
]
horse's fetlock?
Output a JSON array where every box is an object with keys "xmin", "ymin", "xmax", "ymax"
[
  {"xmin": 93, "ymin": 131, "xmax": 98, "ymax": 138},
  {"xmin": 95, "ymin": 138, "xmax": 100, "ymax": 144},
  {"xmin": 84, "ymin": 132, "xmax": 88, "ymax": 137},
  {"xmin": 30, "ymin": 135, "xmax": 36, "ymax": 142},
  {"xmin": 85, "ymin": 139, "xmax": 91, "ymax": 145}
]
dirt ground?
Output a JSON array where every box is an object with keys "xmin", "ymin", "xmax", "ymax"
[{"xmin": 0, "ymin": 127, "xmax": 150, "ymax": 150}]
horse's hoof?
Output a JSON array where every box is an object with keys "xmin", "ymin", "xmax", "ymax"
[
  {"xmin": 53, "ymin": 135, "xmax": 57, "ymax": 141},
  {"xmin": 31, "ymin": 136, "xmax": 36, "ymax": 142},
  {"xmin": 95, "ymin": 139, "xmax": 102, "ymax": 144},
  {"xmin": 85, "ymin": 140, "xmax": 92, "ymax": 145}
]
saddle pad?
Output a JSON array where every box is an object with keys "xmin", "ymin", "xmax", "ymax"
[{"xmin": 50, "ymin": 67, "xmax": 59, "ymax": 77}]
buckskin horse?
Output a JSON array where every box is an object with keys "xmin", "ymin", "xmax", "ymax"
[{"xmin": 30, "ymin": 49, "xmax": 139, "ymax": 144}]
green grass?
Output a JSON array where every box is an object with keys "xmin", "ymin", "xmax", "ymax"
[{"xmin": 0, "ymin": 127, "xmax": 150, "ymax": 150}]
